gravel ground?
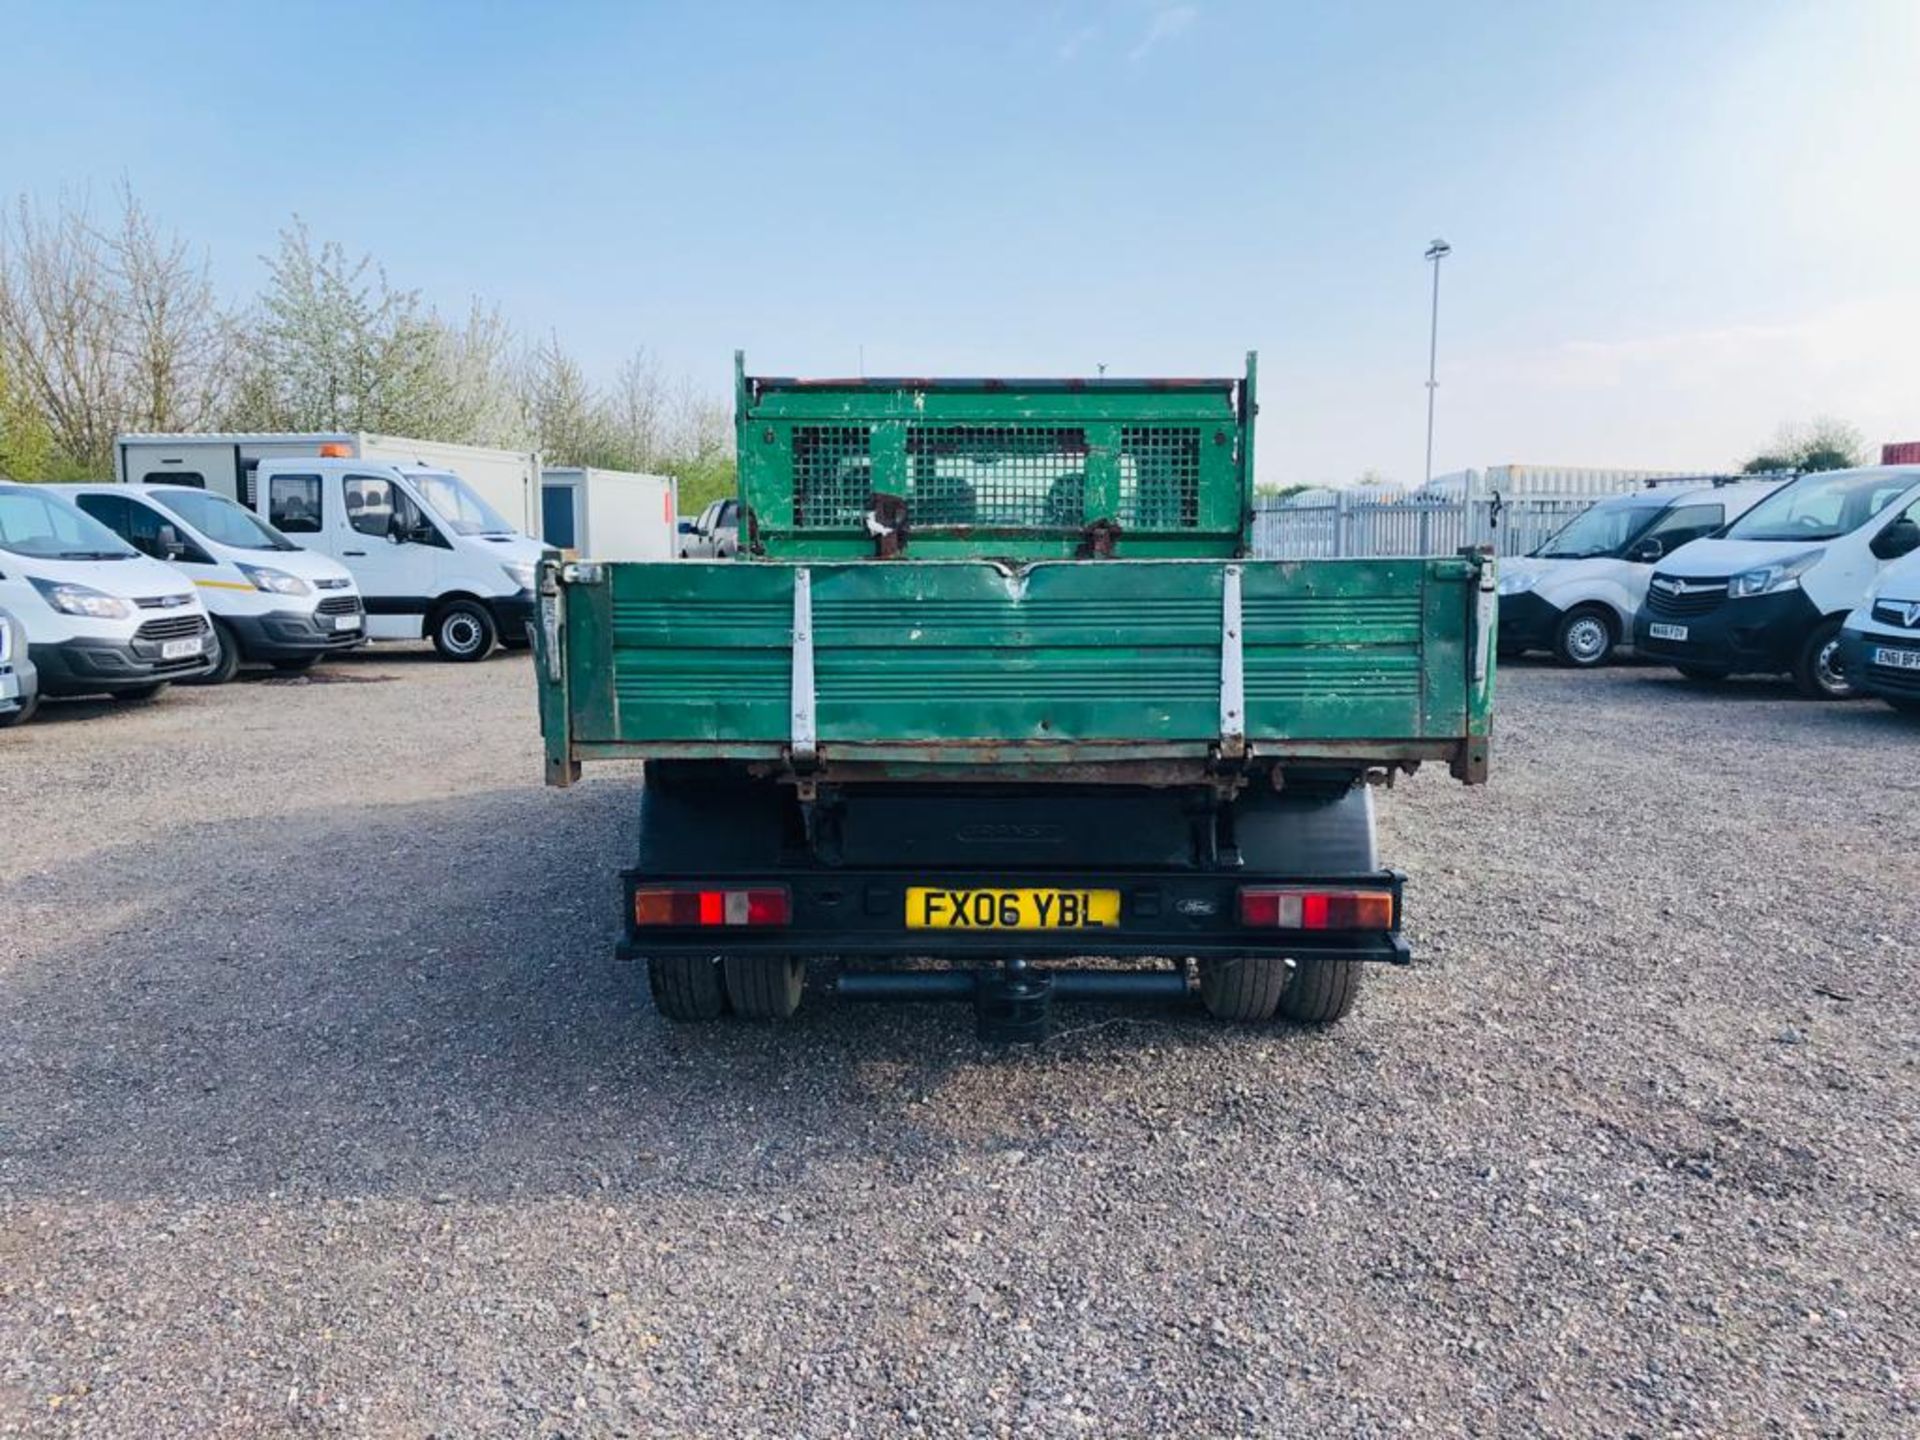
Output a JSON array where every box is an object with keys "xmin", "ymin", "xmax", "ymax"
[{"xmin": 2, "ymin": 649, "xmax": 1916, "ymax": 1438}]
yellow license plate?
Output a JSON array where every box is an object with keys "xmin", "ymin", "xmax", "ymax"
[{"xmin": 906, "ymin": 887, "xmax": 1121, "ymax": 931}]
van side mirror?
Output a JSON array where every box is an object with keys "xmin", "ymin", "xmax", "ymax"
[
  {"xmin": 157, "ymin": 524, "xmax": 187, "ymax": 561},
  {"xmin": 1872, "ymin": 517, "xmax": 1920, "ymax": 560},
  {"xmin": 1626, "ymin": 536, "xmax": 1664, "ymax": 563}
]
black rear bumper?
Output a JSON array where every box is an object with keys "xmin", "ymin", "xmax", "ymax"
[{"xmin": 615, "ymin": 865, "xmax": 1410, "ymax": 966}]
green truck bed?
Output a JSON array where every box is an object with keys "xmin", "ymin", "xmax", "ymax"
[{"xmin": 536, "ymin": 551, "xmax": 1494, "ymax": 785}]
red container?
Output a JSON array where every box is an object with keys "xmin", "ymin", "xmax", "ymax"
[{"xmin": 1882, "ymin": 441, "xmax": 1920, "ymax": 464}]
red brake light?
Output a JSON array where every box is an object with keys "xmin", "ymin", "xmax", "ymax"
[
  {"xmin": 633, "ymin": 886, "xmax": 791, "ymax": 928},
  {"xmin": 1237, "ymin": 887, "xmax": 1393, "ymax": 930}
]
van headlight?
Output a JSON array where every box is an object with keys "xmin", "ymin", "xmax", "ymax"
[
  {"xmin": 237, "ymin": 563, "xmax": 312, "ymax": 596},
  {"xmin": 502, "ymin": 560, "xmax": 537, "ymax": 591},
  {"xmin": 1728, "ymin": 551, "xmax": 1819, "ymax": 599},
  {"xmin": 29, "ymin": 577, "xmax": 133, "ymax": 619},
  {"xmin": 1497, "ymin": 570, "xmax": 1533, "ymax": 595}
]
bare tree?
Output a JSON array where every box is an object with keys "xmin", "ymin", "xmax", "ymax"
[
  {"xmin": 0, "ymin": 193, "xmax": 121, "ymax": 473},
  {"xmin": 0, "ymin": 187, "xmax": 231, "ymax": 476},
  {"xmin": 105, "ymin": 182, "xmax": 231, "ymax": 434},
  {"xmin": 608, "ymin": 348, "xmax": 669, "ymax": 468}
]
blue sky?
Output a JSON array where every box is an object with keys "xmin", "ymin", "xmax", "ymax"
[{"xmin": 5, "ymin": 0, "xmax": 1916, "ymax": 485}]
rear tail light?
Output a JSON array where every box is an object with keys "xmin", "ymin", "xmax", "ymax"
[
  {"xmin": 632, "ymin": 886, "xmax": 790, "ymax": 927},
  {"xmin": 1237, "ymin": 887, "xmax": 1394, "ymax": 930}
]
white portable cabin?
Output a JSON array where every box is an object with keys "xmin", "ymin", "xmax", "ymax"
[
  {"xmin": 115, "ymin": 433, "xmax": 543, "ymax": 538},
  {"xmin": 540, "ymin": 467, "xmax": 679, "ymax": 560}
]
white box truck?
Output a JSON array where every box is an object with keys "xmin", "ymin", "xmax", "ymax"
[
  {"xmin": 539, "ymin": 467, "xmax": 679, "ymax": 560},
  {"xmin": 115, "ymin": 432, "xmax": 543, "ymax": 539}
]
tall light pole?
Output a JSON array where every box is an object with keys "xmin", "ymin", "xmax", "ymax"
[{"xmin": 1423, "ymin": 238, "xmax": 1451, "ymax": 488}]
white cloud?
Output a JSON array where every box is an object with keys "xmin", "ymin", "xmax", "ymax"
[{"xmin": 1129, "ymin": 5, "xmax": 1197, "ymax": 62}]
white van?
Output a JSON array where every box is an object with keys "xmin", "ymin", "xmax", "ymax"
[
  {"xmin": 1839, "ymin": 546, "xmax": 1920, "ymax": 715},
  {"xmin": 1498, "ymin": 477, "xmax": 1784, "ymax": 666},
  {"xmin": 0, "ymin": 481, "xmax": 216, "ymax": 700},
  {"xmin": 251, "ymin": 457, "xmax": 547, "ymax": 660},
  {"xmin": 1634, "ymin": 466, "xmax": 1920, "ymax": 697},
  {"xmin": 55, "ymin": 483, "xmax": 366, "ymax": 683}
]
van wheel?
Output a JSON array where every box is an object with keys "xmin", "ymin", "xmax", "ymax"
[
  {"xmin": 1791, "ymin": 619, "xmax": 1853, "ymax": 700},
  {"xmin": 1553, "ymin": 605, "xmax": 1616, "ymax": 667},
  {"xmin": 111, "ymin": 682, "xmax": 168, "ymax": 703},
  {"xmin": 1199, "ymin": 957, "xmax": 1289, "ymax": 1022},
  {"xmin": 0, "ymin": 693, "xmax": 40, "ymax": 727},
  {"xmin": 722, "ymin": 957, "xmax": 806, "ymax": 1019},
  {"xmin": 647, "ymin": 956, "xmax": 728, "ymax": 1021},
  {"xmin": 186, "ymin": 620, "xmax": 242, "ymax": 685},
  {"xmin": 1279, "ymin": 959, "xmax": 1363, "ymax": 1024},
  {"xmin": 430, "ymin": 601, "xmax": 497, "ymax": 662}
]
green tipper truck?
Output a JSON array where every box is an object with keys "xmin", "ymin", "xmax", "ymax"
[{"xmin": 535, "ymin": 354, "xmax": 1495, "ymax": 1040}]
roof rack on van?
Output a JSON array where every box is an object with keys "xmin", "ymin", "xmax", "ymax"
[{"xmin": 1641, "ymin": 471, "xmax": 1796, "ymax": 490}]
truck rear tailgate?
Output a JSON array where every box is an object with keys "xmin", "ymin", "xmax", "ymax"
[{"xmin": 537, "ymin": 555, "xmax": 1494, "ymax": 784}]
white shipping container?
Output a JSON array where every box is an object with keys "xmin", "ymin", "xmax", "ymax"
[
  {"xmin": 115, "ymin": 432, "xmax": 543, "ymax": 536},
  {"xmin": 540, "ymin": 467, "xmax": 679, "ymax": 560}
]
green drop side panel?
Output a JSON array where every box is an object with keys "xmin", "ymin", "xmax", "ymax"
[{"xmin": 548, "ymin": 556, "xmax": 1492, "ymax": 768}]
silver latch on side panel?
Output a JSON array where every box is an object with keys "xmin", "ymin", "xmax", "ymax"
[
  {"xmin": 1219, "ymin": 564, "xmax": 1246, "ymax": 759},
  {"xmin": 791, "ymin": 567, "xmax": 817, "ymax": 765}
]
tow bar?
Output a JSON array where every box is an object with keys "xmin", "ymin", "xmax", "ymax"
[{"xmin": 834, "ymin": 959, "xmax": 1193, "ymax": 1043}]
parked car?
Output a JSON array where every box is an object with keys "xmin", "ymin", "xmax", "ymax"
[
  {"xmin": 1633, "ymin": 466, "xmax": 1920, "ymax": 697},
  {"xmin": 247, "ymin": 457, "xmax": 546, "ymax": 661},
  {"xmin": 55, "ymin": 483, "xmax": 366, "ymax": 683},
  {"xmin": 679, "ymin": 497, "xmax": 740, "ymax": 558},
  {"xmin": 1838, "ymin": 547, "xmax": 1920, "ymax": 715},
  {"xmin": 1497, "ymin": 477, "xmax": 1785, "ymax": 666},
  {"xmin": 0, "ymin": 606, "xmax": 39, "ymax": 727},
  {"xmin": 0, "ymin": 481, "xmax": 217, "ymax": 701}
]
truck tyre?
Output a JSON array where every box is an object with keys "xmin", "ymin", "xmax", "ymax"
[
  {"xmin": 1199, "ymin": 957, "xmax": 1289, "ymax": 1022},
  {"xmin": 431, "ymin": 600, "xmax": 497, "ymax": 662},
  {"xmin": 722, "ymin": 956, "xmax": 806, "ymax": 1019},
  {"xmin": 1553, "ymin": 605, "xmax": 1615, "ymax": 667},
  {"xmin": 111, "ymin": 682, "xmax": 168, "ymax": 703},
  {"xmin": 1279, "ymin": 959, "xmax": 1363, "ymax": 1024},
  {"xmin": 1791, "ymin": 619, "xmax": 1853, "ymax": 700},
  {"xmin": 187, "ymin": 619, "xmax": 242, "ymax": 685},
  {"xmin": 647, "ymin": 956, "xmax": 728, "ymax": 1021}
]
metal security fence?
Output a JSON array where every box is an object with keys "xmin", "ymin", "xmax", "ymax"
[{"xmin": 1253, "ymin": 494, "xmax": 1596, "ymax": 559}]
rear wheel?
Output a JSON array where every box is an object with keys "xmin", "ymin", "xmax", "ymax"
[
  {"xmin": 0, "ymin": 692, "xmax": 40, "ymax": 727},
  {"xmin": 111, "ymin": 682, "xmax": 168, "ymax": 703},
  {"xmin": 430, "ymin": 600, "xmax": 497, "ymax": 662},
  {"xmin": 722, "ymin": 956, "xmax": 806, "ymax": 1019},
  {"xmin": 1791, "ymin": 619, "xmax": 1853, "ymax": 699},
  {"xmin": 1553, "ymin": 605, "xmax": 1615, "ymax": 667},
  {"xmin": 647, "ymin": 956, "xmax": 727, "ymax": 1021},
  {"xmin": 1199, "ymin": 957, "xmax": 1289, "ymax": 1022},
  {"xmin": 1279, "ymin": 959, "xmax": 1364, "ymax": 1024}
]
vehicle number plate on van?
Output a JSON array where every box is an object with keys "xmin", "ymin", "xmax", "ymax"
[
  {"xmin": 1648, "ymin": 623, "xmax": 1689, "ymax": 642},
  {"xmin": 1874, "ymin": 646, "xmax": 1920, "ymax": 671},
  {"xmin": 906, "ymin": 887, "xmax": 1121, "ymax": 931},
  {"xmin": 161, "ymin": 637, "xmax": 204, "ymax": 660},
  {"xmin": 333, "ymin": 614, "xmax": 361, "ymax": 631}
]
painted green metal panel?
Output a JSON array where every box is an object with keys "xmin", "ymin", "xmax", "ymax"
[
  {"xmin": 735, "ymin": 354, "xmax": 1254, "ymax": 561},
  {"xmin": 547, "ymin": 556, "xmax": 1495, "ymax": 772}
]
